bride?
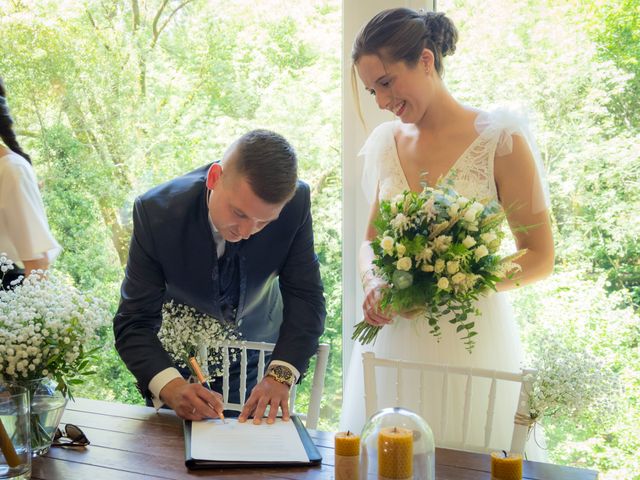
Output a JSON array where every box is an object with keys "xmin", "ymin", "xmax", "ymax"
[{"xmin": 340, "ymin": 8, "xmax": 554, "ymax": 459}]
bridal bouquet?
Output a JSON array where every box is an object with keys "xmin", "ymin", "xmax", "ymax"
[
  {"xmin": 353, "ymin": 183, "xmax": 525, "ymax": 351},
  {"xmin": 158, "ymin": 301, "xmax": 243, "ymax": 379},
  {"xmin": 0, "ymin": 255, "xmax": 109, "ymax": 397}
]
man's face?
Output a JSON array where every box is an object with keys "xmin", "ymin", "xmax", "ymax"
[{"xmin": 207, "ymin": 160, "xmax": 285, "ymax": 243}]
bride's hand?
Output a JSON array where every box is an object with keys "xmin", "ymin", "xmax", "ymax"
[{"xmin": 362, "ymin": 278, "xmax": 393, "ymax": 327}]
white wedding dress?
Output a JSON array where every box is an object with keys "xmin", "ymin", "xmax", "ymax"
[{"xmin": 340, "ymin": 109, "xmax": 547, "ymax": 460}]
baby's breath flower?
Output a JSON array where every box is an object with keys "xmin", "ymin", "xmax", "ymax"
[
  {"xmin": 0, "ymin": 265, "xmax": 108, "ymax": 396},
  {"xmin": 158, "ymin": 301, "xmax": 243, "ymax": 379}
]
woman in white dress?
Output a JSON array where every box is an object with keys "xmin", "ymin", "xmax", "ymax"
[
  {"xmin": 340, "ymin": 8, "xmax": 554, "ymax": 458},
  {"xmin": 0, "ymin": 76, "xmax": 60, "ymax": 287}
]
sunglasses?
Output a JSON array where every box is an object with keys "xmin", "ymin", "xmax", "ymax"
[{"xmin": 52, "ymin": 423, "xmax": 90, "ymax": 448}]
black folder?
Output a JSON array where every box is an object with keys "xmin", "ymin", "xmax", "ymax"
[{"xmin": 184, "ymin": 415, "xmax": 322, "ymax": 470}]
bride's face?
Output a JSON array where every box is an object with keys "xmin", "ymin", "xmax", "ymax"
[{"xmin": 356, "ymin": 53, "xmax": 431, "ymax": 124}]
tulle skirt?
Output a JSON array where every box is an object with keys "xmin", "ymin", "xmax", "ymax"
[{"xmin": 340, "ymin": 292, "xmax": 547, "ymax": 460}]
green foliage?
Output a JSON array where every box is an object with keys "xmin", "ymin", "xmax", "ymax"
[
  {"xmin": 440, "ymin": 0, "xmax": 639, "ymax": 477},
  {"xmin": 0, "ymin": 0, "xmax": 343, "ymax": 430}
]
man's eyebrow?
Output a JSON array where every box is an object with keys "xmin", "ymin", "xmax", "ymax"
[{"xmin": 232, "ymin": 205, "xmax": 279, "ymax": 223}]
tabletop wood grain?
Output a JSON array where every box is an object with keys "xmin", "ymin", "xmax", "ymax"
[{"xmin": 31, "ymin": 398, "xmax": 598, "ymax": 479}]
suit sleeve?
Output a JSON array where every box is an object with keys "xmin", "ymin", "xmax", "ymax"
[
  {"xmin": 272, "ymin": 184, "xmax": 326, "ymax": 377},
  {"xmin": 113, "ymin": 197, "xmax": 176, "ymax": 396}
]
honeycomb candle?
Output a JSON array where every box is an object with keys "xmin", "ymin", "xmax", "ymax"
[
  {"xmin": 378, "ymin": 426, "xmax": 413, "ymax": 480},
  {"xmin": 334, "ymin": 430, "xmax": 360, "ymax": 480},
  {"xmin": 491, "ymin": 451, "xmax": 523, "ymax": 480}
]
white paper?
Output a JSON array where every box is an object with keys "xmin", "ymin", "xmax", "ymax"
[{"xmin": 190, "ymin": 418, "xmax": 310, "ymax": 463}]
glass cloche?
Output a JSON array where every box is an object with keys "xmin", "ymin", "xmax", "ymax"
[{"xmin": 360, "ymin": 407, "xmax": 435, "ymax": 480}]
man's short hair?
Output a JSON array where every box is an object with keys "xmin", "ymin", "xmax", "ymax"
[{"xmin": 226, "ymin": 129, "xmax": 298, "ymax": 204}]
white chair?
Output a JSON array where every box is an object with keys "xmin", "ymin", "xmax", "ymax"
[
  {"xmin": 362, "ymin": 351, "xmax": 535, "ymax": 454},
  {"xmin": 207, "ymin": 341, "xmax": 329, "ymax": 429}
]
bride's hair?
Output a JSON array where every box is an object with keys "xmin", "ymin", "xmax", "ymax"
[
  {"xmin": 352, "ymin": 8, "xmax": 458, "ymax": 77},
  {"xmin": 0, "ymin": 77, "xmax": 31, "ymax": 164}
]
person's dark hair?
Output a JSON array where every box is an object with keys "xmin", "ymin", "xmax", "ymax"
[
  {"xmin": 0, "ymin": 77, "xmax": 31, "ymax": 164},
  {"xmin": 226, "ymin": 129, "xmax": 298, "ymax": 204},
  {"xmin": 352, "ymin": 8, "xmax": 458, "ymax": 76}
]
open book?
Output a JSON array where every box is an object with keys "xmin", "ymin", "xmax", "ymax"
[{"xmin": 184, "ymin": 416, "xmax": 322, "ymax": 469}]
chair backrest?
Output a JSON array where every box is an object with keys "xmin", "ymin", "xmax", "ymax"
[
  {"xmin": 362, "ymin": 351, "xmax": 535, "ymax": 454},
  {"xmin": 207, "ymin": 341, "xmax": 329, "ymax": 429}
]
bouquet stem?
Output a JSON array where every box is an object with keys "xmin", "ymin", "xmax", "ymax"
[{"xmin": 351, "ymin": 321, "xmax": 382, "ymax": 345}]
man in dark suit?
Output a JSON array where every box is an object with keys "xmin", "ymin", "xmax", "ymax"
[{"xmin": 113, "ymin": 130, "xmax": 326, "ymax": 424}]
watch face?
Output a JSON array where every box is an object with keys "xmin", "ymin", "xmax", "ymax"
[{"xmin": 270, "ymin": 365, "xmax": 294, "ymax": 385}]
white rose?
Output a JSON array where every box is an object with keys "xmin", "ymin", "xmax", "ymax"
[
  {"xmin": 446, "ymin": 260, "xmax": 460, "ymax": 274},
  {"xmin": 474, "ymin": 244, "xmax": 489, "ymax": 260},
  {"xmin": 456, "ymin": 196, "xmax": 470, "ymax": 206},
  {"xmin": 471, "ymin": 201, "xmax": 484, "ymax": 213},
  {"xmin": 396, "ymin": 243, "xmax": 407, "ymax": 256},
  {"xmin": 396, "ymin": 257, "xmax": 412, "ymax": 271},
  {"xmin": 434, "ymin": 259, "xmax": 445, "ymax": 273},
  {"xmin": 437, "ymin": 277, "xmax": 450, "ymax": 290},
  {"xmin": 462, "ymin": 236, "xmax": 476, "ymax": 248},
  {"xmin": 448, "ymin": 204, "xmax": 459, "ymax": 216},
  {"xmin": 380, "ymin": 236, "xmax": 394, "ymax": 252},
  {"xmin": 452, "ymin": 272, "xmax": 466, "ymax": 284},
  {"xmin": 463, "ymin": 209, "xmax": 478, "ymax": 222},
  {"xmin": 421, "ymin": 263, "xmax": 434, "ymax": 272},
  {"xmin": 481, "ymin": 232, "xmax": 497, "ymax": 244}
]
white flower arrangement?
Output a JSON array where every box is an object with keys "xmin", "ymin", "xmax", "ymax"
[
  {"xmin": 354, "ymin": 182, "xmax": 526, "ymax": 351},
  {"xmin": 158, "ymin": 301, "xmax": 243, "ymax": 379},
  {"xmin": 525, "ymin": 338, "xmax": 619, "ymax": 424},
  {"xmin": 0, "ymin": 254, "xmax": 109, "ymax": 397}
]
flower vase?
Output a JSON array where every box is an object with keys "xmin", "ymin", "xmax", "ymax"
[{"xmin": 22, "ymin": 378, "xmax": 67, "ymax": 457}]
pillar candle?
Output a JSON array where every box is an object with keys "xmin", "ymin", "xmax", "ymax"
[
  {"xmin": 491, "ymin": 451, "xmax": 523, "ymax": 480},
  {"xmin": 335, "ymin": 431, "xmax": 360, "ymax": 480},
  {"xmin": 378, "ymin": 426, "xmax": 413, "ymax": 480}
]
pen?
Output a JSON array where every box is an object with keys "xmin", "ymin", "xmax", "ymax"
[{"xmin": 188, "ymin": 356, "xmax": 226, "ymax": 423}]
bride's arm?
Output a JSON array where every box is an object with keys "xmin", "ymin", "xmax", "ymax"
[
  {"xmin": 360, "ymin": 194, "xmax": 393, "ymax": 326},
  {"xmin": 494, "ymin": 134, "xmax": 555, "ymax": 291}
]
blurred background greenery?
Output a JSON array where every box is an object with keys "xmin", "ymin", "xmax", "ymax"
[{"xmin": 1, "ymin": 1, "xmax": 637, "ymax": 478}]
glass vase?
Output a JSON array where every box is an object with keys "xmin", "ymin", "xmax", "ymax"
[{"xmin": 22, "ymin": 378, "xmax": 67, "ymax": 457}]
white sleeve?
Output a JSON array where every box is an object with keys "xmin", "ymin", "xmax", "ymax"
[
  {"xmin": 475, "ymin": 107, "xmax": 551, "ymax": 214},
  {"xmin": 360, "ymin": 122, "xmax": 395, "ymax": 206},
  {"xmin": 148, "ymin": 367, "xmax": 183, "ymax": 410},
  {"xmin": 1, "ymin": 158, "xmax": 61, "ymax": 262}
]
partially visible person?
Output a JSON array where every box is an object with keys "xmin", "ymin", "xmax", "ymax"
[{"xmin": 0, "ymin": 77, "xmax": 60, "ymax": 288}]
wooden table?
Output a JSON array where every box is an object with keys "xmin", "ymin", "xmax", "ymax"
[{"xmin": 32, "ymin": 398, "xmax": 598, "ymax": 479}]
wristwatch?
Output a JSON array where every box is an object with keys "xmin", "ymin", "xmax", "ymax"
[{"xmin": 266, "ymin": 364, "xmax": 295, "ymax": 387}]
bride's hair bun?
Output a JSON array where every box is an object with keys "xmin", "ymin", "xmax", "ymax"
[
  {"xmin": 421, "ymin": 11, "xmax": 458, "ymax": 58},
  {"xmin": 352, "ymin": 8, "xmax": 459, "ymax": 77}
]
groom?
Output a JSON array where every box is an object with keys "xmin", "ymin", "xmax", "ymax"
[{"xmin": 113, "ymin": 129, "xmax": 326, "ymax": 423}]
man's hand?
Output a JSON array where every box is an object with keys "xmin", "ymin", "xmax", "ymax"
[
  {"xmin": 238, "ymin": 376, "xmax": 290, "ymax": 425},
  {"xmin": 159, "ymin": 377, "xmax": 224, "ymax": 421}
]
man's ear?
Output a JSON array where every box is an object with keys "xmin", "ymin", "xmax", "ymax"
[{"xmin": 206, "ymin": 163, "xmax": 223, "ymax": 189}]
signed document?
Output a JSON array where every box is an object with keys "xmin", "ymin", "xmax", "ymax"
[{"xmin": 190, "ymin": 418, "xmax": 310, "ymax": 463}]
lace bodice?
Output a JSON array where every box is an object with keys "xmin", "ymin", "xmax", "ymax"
[{"xmin": 359, "ymin": 108, "xmax": 548, "ymax": 208}]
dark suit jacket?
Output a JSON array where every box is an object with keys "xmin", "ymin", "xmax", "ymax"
[{"xmin": 113, "ymin": 164, "xmax": 326, "ymax": 397}]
